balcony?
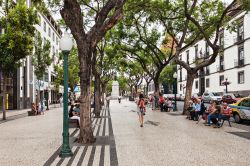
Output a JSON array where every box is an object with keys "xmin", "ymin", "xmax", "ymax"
[
  {"xmin": 234, "ymin": 59, "xmax": 245, "ymax": 67},
  {"xmin": 216, "ymin": 65, "xmax": 224, "ymax": 72},
  {"xmin": 234, "ymin": 36, "xmax": 244, "ymax": 44}
]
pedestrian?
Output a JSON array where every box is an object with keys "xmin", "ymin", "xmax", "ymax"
[
  {"xmin": 151, "ymin": 94, "xmax": 155, "ymax": 111},
  {"xmin": 59, "ymin": 96, "xmax": 63, "ymax": 107},
  {"xmin": 106, "ymin": 96, "xmax": 110, "ymax": 108},
  {"xmin": 38, "ymin": 101, "xmax": 44, "ymax": 115},
  {"xmin": 137, "ymin": 94, "xmax": 146, "ymax": 127},
  {"xmin": 159, "ymin": 93, "xmax": 165, "ymax": 112}
]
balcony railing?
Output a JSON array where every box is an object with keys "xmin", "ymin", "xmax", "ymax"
[
  {"xmin": 234, "ymin": 36, "xmax": 244, "ymax": 44},
  {"xmin": 234, "ymin": 59, "xmax": 244, "ymax": 67}
]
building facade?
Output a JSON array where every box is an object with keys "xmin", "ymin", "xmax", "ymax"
[
  {"xmin": 0, "ymin": 1, "xmax": 62, "ymax": 110},
  {"xmin": 177, "ymin": 10, "xmax": 250, "ymax": 97}
]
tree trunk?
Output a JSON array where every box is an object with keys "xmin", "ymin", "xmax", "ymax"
[
  {"xmin": 78, "ymin": 43, "xmax": 95, "ymax": 144},
  {"xmin": 2, "ymin": 76, "xmax": 7, "ymax": 120},
  {"xmin": 134, "ymin": 85, "xmax": 138, "ymax": 97},
  {"xmin": 182, "ymin": 73, "xmax": 195, "ymax": 115},
  {"xmin": 154, "ymin": 78, "xmax": 160, "ymax": 96},
  {"xmin": 94, "ymin": 74, "xmax": 101, "ymax": 118}
]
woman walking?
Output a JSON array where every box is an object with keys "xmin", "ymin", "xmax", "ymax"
[{"xmin": 137, "ymin": 94, "xmax": 146, "ymax": 127}]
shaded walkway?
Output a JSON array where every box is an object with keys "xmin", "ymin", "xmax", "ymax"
[{"xmin": 44, "ymin": 107, "xmax": 118, "ymax": 166}]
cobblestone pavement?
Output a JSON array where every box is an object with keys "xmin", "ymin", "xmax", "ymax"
[{"xmin": 0, "ymin": 100, "xmax": 250, "ymax": 166}]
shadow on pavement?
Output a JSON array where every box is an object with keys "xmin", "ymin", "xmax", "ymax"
[
  {"xmin": 227, "ymin": 132, "xmax": 250, "ymax": 140},
  {"xmin": 44, "ymin": 107, "xmax": 119, "ymax": 166},
  {"xmin": 0, "ymin": 113, "xmax": 27, "ymax": 124}
]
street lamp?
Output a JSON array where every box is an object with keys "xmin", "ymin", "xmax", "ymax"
[
  {"xmin": 59, "ymin": 31, "xmax": 73, "ymax": 157},
  {"xmin": 173, "ymin": 72, "xmax": 177, "ymax": 111},
  {"xmin": 223, "ymin": 78, "xmax": 230, "ymax": 93}
]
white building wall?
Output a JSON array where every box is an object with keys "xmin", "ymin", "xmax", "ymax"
[{"xmin": 177, "ymin": 11, "xmax": 250, "ymax": 97}]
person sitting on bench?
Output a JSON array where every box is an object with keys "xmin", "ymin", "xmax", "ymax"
[
  {"xmin": 219, "ymin": 103, "xmax": 232, "ymax": 127},
  {"xmin": 69, "ymin": 105, "xmax": 80, "ymax": 124},
  {"xmin": 206, "ymin": 105, "xmax": 221, "ymax": 126}
]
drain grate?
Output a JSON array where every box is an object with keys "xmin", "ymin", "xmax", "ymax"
[{"xmin": 145, "ymin": 120, "xmax": 160, "ymax": 126}]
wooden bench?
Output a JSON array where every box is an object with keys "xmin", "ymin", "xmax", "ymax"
[{"xmin": 68, "ymin": 119, "xmax": 80, "ymax": 128}]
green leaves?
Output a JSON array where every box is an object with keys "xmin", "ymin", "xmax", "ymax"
[
  {"xmin": 54, "ymin": 47, "xmax": 80, "ymax": 91},
  {"xmin": 0, "ymin": 0, "xmax": 38, "ymax": 76},
  {"xmin": 32, "ymin": 32, "xmax": 52, "ymax": 80}
]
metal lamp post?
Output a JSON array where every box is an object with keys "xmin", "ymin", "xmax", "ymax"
[
  {"xmin": 224, "ymin": 78, "xmax": 230, "ymax": 93},
  {"xmin": 59, "ymin": 32, "xmax": 73, "ymax": 157},
  {"xmin": 173, "ymin": 72, "xmax": 177, "ymax": 111}
]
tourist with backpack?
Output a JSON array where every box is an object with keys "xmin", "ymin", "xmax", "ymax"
[{"xmin": 137, "ymin": 94, "xmax": 146, "ymax": 127}]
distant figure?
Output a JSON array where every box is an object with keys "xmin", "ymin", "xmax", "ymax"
[
  {"xmin": 159, "ymin": 93, "xmax": 165, "ymax": 112},
  {"xmin": 59, "ymin": 96, "xmax": 63, "ymax": 107},
  {"xmin": 137, "ymin": 94, "xmax": 146, "ymax": 127},
  {"xmin": 38, "ymin": 101, "xmax": 44, "ymax": 115},
  {"xmin": 106, "ymin": 96, "xmax": 110, "ymax": 108},
  {"xmin": 118, "ymin": 96, "xmax": 121, "ymax": 103}
]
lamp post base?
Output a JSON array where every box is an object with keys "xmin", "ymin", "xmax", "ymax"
[{"xmin": 59, "ymin": 147, "xmax": 73, "ymax": 158}]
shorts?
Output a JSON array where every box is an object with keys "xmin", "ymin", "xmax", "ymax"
[{"xmin": 137, "ymin": 108, "xmax": 145, "ymax": 116}]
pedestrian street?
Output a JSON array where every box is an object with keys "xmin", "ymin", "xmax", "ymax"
[{"xmin": 0, "ymin": 99, "xmax": 250, "ymax": 166}]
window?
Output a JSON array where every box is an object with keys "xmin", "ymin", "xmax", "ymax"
[
  {"xmin": 206, "ymin": 66, "xmax": 210, "ymax": 75},
  {"xmin": 52, "ymin": 46, "xmax": 55, "ymax": 63},
  {"xmin": 43, "ymin": 21, "xmax": 46, "ymax": 32},
  {"xmin": 48, "ymin": 28, "xmax": 51, "ymax": 37},
  {"xmin": 56, "ymin": 37, "xmax": 58, "ymax": 45},
  {"xmin": 51, "ymin": 75, "xmax": 55, "ymax": 83},
  {"xmin": 180, "ymin": 84, "xmax": 182, "ymax": 91},
  {"xmin": 238, "ymin": 19, "xmax": 244, "ymax": 42},
  {"xmin": 195, "ymin": 81, "xmax": 198, "ymax": 89},
  {"xmin": 195, "ymin": 45, "xmax": 198, "ymax": 60},
  {"xmin": 205, "ymin": 42, "xmax": 209, "ymax": 57},
  {"xmin": 238, "ymin": 46, "xmax": 244, "ymax": 66},
  {"xmin": 238, "ymin": 71, "xmax": 244, "ymax": 84},
  {"xmin": 179, "ymin": 67, "xmax": 182, "ymax": 82},
  {"xmin": 206, "ymin": 78, "xmax": 210, "ymax": 88},
  {"xmin": 219, "ymin": 75, "xmax": 224, "ymax": 86},
  {"xmin": 186, "ymin": 50, "xmax": 189, "ymax": 64},
  {"xmin": 219, "ymin": 53, "xmax": 224, "ymax": 71},
  {"xmin": 239, "ymin": 99, "xmax": 250, "ymax": 107},
  {"xmin": 219, "ymin": 30, "xmax": 224, "ymax": 49},
  {"xmin": 53, "ymin": 33, "xmax": 55, "ymax": 41},
  {"xmin": 44, "ymin": 72, "xmax": 49, "ymax": 82}
]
